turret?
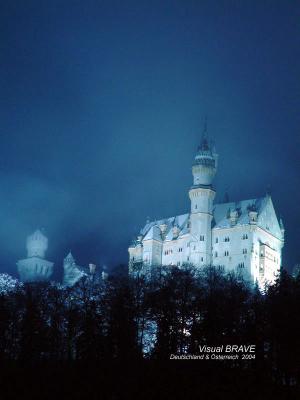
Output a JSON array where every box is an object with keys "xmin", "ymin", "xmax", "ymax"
[
  {"xmin": 188, "ymin": 125, "xmax": 218, "ymax": 266},
  {"xmin": 247, "ymin": 203, "xmax": 258, "ymax": 225},
  {"xmin": 192, "ymin": 135, "xmax": 218, "ymax": 187},
  {"xmin": 189, "ymin": 132, "xmax": 218, "ymax": 215},
  {"xmin": 229, "ymin": 209, "xmax": 239, "ymax": 226},
  {"xmin": 172, "ymin": 225, "xmax": 180, "ymax": 239}
]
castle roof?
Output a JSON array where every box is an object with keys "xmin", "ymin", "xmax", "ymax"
[
  {"xmin": 213, "ymin": 197, "xmax": 265, "ymax": 228},
  {"xmin": 141, "ymin": 213, "xmax": 189, "ymax": 242},
  {"xmin": 64, "ymin": 251, "xmax": 75, "ymax": 261},
  {"xmin": 27, "ymin": 229, "xmax": 47, "ymax": 244},
  {"xmin": 137, "ymin": 195, "xmax": 282, "ymax": 243}
]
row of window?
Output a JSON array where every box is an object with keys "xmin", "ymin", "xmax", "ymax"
[
  {"xmin": 215, "ymin": 234, "xmax": 248, "ymax": 243},
  {"xmin": 176, "ymin": 257, "xmax": 204, "ymax": 266},
  {"xmin": 134, "ymin": 257, "xmax": 247, "ymax": 271},
  {"xmin": 164, "ymin": 249, "xmax": 173, "ymax": 255},
  {"xmin": 214, "ymin": 249, "xmax": 247, "ymax": 257},
  {"xmin": 165, "ymin": 246, "xmax": 249, "ymax": 256},
  {"xmin": 165, "ymin": 244, "xmax": 198, "ymax": 254}
]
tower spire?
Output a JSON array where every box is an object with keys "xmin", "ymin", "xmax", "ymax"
[
  {"xmin": 198, "ymin": 116, "xmax": 209, "ymax": 151},
  {"xmin": 203, "ymin": 115, "xmax": 208, "ymax": 137}
]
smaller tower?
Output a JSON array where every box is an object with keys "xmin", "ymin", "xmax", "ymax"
[
  {"xmin": 17, "ymin": 229, "xmax": 54, "ymax": 282},
  {"xmin": 63, "ymin": 251, "xmax": 85, "ymax": 286},
  {"xmin": 64, "ymin": 251, "xmax": 75, "ymax": 268}
]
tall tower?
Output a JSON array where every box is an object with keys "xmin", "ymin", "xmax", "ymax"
[
  {"xmin": 188, "ymin": 127, "xmax": 218, "ymax": 266},
  {"xmin": 17, "ymin": 229, "xmax": 54, "ymax": 282}
]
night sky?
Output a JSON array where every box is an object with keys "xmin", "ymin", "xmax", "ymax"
[{"xmin": 1, "ymin": 0, "xmax": 299, "ymax": 277}]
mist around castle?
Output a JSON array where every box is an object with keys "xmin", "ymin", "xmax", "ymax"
[
  {"xmin": 1, "ymin": 1, "xmax": 300, "ymax": 399},
  {"xmin": 0, "ymin": 134, "xmax": 299, "ymax": 399},
  {"xmin": 0, "ymin": 111, "xmax": 298, "ymax": 400}
]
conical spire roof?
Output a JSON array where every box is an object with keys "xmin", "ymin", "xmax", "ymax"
[{"xmin": 64, "ymin": 251, "xmax": 75, "ymax": 262}]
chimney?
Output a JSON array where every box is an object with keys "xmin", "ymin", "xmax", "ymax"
[
  {"xmin": 102, "ymin": 265, "xmax": 108, "ymax": 280},
  {"xmin": 89, "ymin": 263, "xmax": 96, "ymax": 274}
]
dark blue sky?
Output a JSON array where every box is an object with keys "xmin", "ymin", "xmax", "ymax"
[{"xmin": 1, "ymin": 0, "xmax": 299, "ymax": 276}]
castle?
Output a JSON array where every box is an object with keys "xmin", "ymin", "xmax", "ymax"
[
  {"xmin": 17, "ymin": 229, "xmax": 105, "ymax": 285},
  {"xmin": 128, "ymin": 135, "xmax": 284, "ymax": 288}
]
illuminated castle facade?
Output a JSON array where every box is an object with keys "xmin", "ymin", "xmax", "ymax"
[{"xmin": 129, "ymin": 135, "xmax": 284, "ymax": 288}]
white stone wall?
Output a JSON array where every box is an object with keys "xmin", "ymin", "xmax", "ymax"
[
  {"xmin": 212, "ymin": 225, "xmax": 253, "ymax": 280},
  {"xmin": 131, "ymin": 221, "xmax": 282, "ymax": 289},
  {"xmin": 252, "ymin": 227, "xmax": 282, "ymax": 287}
]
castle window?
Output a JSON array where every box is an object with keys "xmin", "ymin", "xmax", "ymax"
[
  {"xmin": 132, "ymin": 257, "xmax": 135, "ymax": 261},
  {"xmin": 242, "ymin": 234, "xmax": 248, "ymax": 240},
  {"xmin": 242, "ymin": 249, "xmax": 247, "ymax": 254},
  {"xmin": 215, "ymin": 252, "xmax": 218, "ymax": 258},
  {"xmin": 195, "ymin": 204, "xmax": 198, "ymax": 210},
  {"xmin": 201, "ymin": 257, "xmax": 204, "ymax": 262},
  {"xmin": 178, "ymin": 247, "xmax": 183, "ymax": 252},
  {"xmin": 200, "ymin": 235, "xmax": 205, "ymax": 241},
  {"xmin": 238, "ymin": 262, "xmax": 245, "ymax": 268},
  {"xmin": 224, "ymin": 251, "xmax": 229, "ymax": 256},
  {"xmin": 215, "ymin": 238, "xmax": 218, "ymax": 243}
]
